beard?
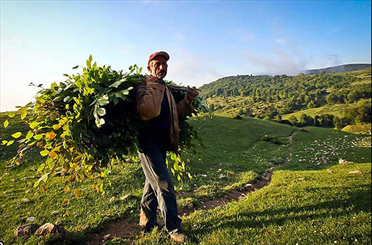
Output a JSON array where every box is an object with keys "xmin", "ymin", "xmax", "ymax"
[{"xmin": 156, "ymin": 71, "xmax": 167, "ymax": 79}]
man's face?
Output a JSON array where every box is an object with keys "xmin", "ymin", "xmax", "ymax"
[{"xmin": 148, "ymin": 56, "xmax": 168, "ymax": 80}]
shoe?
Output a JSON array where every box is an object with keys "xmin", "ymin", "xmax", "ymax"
[{"xmin": 170, "ymin": 231, "xmax": 187, "ymax": 243}]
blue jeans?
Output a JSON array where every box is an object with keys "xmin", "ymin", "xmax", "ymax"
[{"xmin": 138, "ymin": 131, "xmax": 182, "ymax": 233}]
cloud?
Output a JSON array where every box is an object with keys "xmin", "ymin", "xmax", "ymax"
[
  {"xmin": 245, "ymin": 45, "xmax": 308, "ymax": 76},
  {"xmin": 276, "ymin": 38, "xmax": 287, "ymax": 44},
  {"xmin": 231, "ymin": 28, "xmax": 256, "ymax": 42},
  {"xmin": 241, "ymin": 16, "xmax": 310, "ymax": 75},
  {"xmin": 324, "ymin": 54, "xmax": 342, "ymax": 67},
  {"xmin": 167, "ymin": 50, "xmax": 222, "ymax": 88}
]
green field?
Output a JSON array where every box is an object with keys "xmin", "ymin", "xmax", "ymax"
[
  {"xmin": 348, "ymin": 68, "xmax": 371, "ymax": 85},
  {"xmin": 281, "ymin": 102, "xmax": 361, "ymax": 120},
  {"xmin": 0, "ymin": 113, "xmax": 371, "ymax": 244}
]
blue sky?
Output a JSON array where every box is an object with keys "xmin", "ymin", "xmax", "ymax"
[{"xmin": 1, "ymin": 0, "xmax": 371, "ymax": 112}]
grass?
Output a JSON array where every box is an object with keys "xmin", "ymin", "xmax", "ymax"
[
  {"xmin": 179, "ymin": 163, "xmax": 371, "ymax": 245},
  {"xmin": 0, "ymin": 113, "xmax": 370, "ymax": 244},
  {"xmin": 342, "ymin": 124, "xmax": 371, "ymax": 135},
  {"xmin": 281, "ymin": 101, "xmax": 365, "ymax": 120},
  {"xmin": 348, "ymin": 68, "xmax": 371, "ymax": 85}
]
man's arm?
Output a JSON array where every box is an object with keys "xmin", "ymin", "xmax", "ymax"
[{"xmin": 136, "ymin": 76, "xmax": 165, "ymax": 121}]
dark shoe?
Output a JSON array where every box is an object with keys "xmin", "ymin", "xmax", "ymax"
[{"xmin": 169, "ymin": 231, "xmax": 187, "ymax": 243}]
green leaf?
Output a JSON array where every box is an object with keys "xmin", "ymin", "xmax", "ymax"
[
  {"xmin": 34, "ymin": 134, "xmax": 44, "ymax": 140},
  {"xmin": 95, "ymin": 118, "xmax": 105, "ymax": 128},
  {"xmin": 7, "ymin": 140, "xmax": 14, "ymax": 146},
  {"xmin": 11, "ymin": 132, "xmax": 22, "ymax": 139},
  {"xmin": 97, "ymin": 95, "xmax": 109, "ymax": 106},
  {"xmin": 122, "ymin": 89, "xmax": 130, "ymax": 96},
  {"xmin": 72, "ymin": 65, "xmax": 79, "ymax": 69},
  {"xmin": 86, "ymin": 55, "xmax": 92, "ymax": 68},
  {"xmin": 53, "ymin": 96, "xmax": 63, "ymax": 102},
  {"xmin": 34, "ymin": 180, "xmax": 40, "ymax": 188},
  {"xmin": 53, "ymin": 124, "xmax": 61, "ymax": 130},
  {"xmin": 8, "ymin": 111, "xmax": 16, "ymax": 118},
  {"xmin": 40, "ymin": 150, "xmax": 49, "ymax": 157},
  {"xmin": 26, "ymin": 130, "xmax": 34, "ymax": 139},
  {"xmin": 63, "ymin": 96, "xmax": 72, "ymax": 103},
  {"xmin": 97, "ymin": 107, "xmax": 106, "ymax": 116},
  {"xmin": 29, "ymin": 122, "xmax": 40, "ymax": 129},
  {"xmin": 47, "ymin": 158, "xmax": 55, "ymax": 170},
  {"xmin": 51, "ymin": 82, "xmax": 58, "ymax": 90},
  {"xmin": 113, "ymin": 97, "xmax": 119, "ymax": 105},
  {"xmin": 4, "ymin": 120, "xmax": 9, "ymax": 128},
  {"xmin": 109, "ymin": 78, "xmax": 126, "ymax": 88},
  {"xmin": 37, "ymin": 163, "xmax": 46, "ymax": 172},
  {"xmin": 114, "ymin": 92, "xmax": 125, "ymax": 100},
  {"xmin": 21, "ymin": 110, "xmax": 27, "ymax": 120}
]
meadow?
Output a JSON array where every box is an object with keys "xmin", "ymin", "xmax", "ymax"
[{"xmin": 0, "ymin": 113, "xmax": 371, "ymax": 244}]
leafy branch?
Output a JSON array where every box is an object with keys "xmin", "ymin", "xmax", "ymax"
[{"xmin": 2, "ymin": 55, "xmax": 210, "ymax": 214}]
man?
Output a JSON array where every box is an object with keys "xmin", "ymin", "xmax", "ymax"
[{"xmin": 136, "ymin": 51, "xmax": 198, "ymax": 243}]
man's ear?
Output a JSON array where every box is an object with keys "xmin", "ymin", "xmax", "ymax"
[{"xmin": 147, "ymin": 65, "xmax": 152, "ymax": 73}]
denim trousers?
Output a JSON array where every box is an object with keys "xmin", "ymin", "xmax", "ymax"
[{"xmin": 138, "ymin": 131, "xmax": 182, "ymax": 233}]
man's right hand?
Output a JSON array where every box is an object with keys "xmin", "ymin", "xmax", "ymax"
[{"xmin": 186, "ymin": 86, "xmax": 199, "ymax": 103}]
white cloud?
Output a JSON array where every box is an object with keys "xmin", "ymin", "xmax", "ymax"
[
  {"xmin": 323, "ymin": 54, "xmax": 343, "ymax": 67},
  {"xmin": 231, "ymin": 28, "xmax": 256, "ymax": 42},
  {"xmin": 166, "ymin": 50, "xmax": 221, "ymax": 88},
  {"xmin": 245, "ymin": 45, "xmax": 308, "ymax": 76}
]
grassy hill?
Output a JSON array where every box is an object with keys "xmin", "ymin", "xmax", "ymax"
[
  {"xmin": 281, "ymin": 100, "xmax": 366, "ymax": 120},
  {"xmin": 0, "ymin": 112, "xmax": 371, "ymax": 244},
  {"xmin": 200, "ymin": 68, "xmax": 371, "ymax": 123}
]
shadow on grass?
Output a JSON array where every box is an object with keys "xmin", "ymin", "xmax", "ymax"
[{"xmin": 187, "ymin": 184, "xmax": 371, "ymax": 243}]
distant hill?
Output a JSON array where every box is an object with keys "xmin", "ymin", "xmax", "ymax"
[
  {"xmin": 199, "ymin": 68, "xmax": 371, "ymax": 124},
  {"xmin": 305, "ymin": 63, "xmax": 371, "ymax": 74}
]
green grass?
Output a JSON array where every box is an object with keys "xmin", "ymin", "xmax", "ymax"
[
  {"xmin": 348, "ymin": 68, "xmax": 371, "ymax": 85},
  {"xmin": 342, "ymin": 124, "xmax": 371, "ymax": 135},
  {"xmin": 281, "ymin": 101, "xmax": 364, "ymax": 120},
  {"xmin": 178, "ymin": 163, "xmax": 371, "ymax": 245},
  {"xmin": 0, "ymin": 113, "xmax": 370, "ymax": 244}
]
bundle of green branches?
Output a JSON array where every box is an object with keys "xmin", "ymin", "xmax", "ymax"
[{"xmin": 3, "ymin": 55, "xmax": 210, "ymax": 191}]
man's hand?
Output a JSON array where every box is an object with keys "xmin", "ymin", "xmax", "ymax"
[{"xmin": 186, "ymin": 86, "xmax": 199, "ymax": 103}]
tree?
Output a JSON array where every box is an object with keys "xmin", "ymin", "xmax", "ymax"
[
  {"xmin": 347, "ymin": 90, "xmax": 363, "ymax": 103},
  {"xmin": 307, "ymin": 100, "xmax": 316, "ymax": 109},
  {"xmin": 288, "ymin": 115, "xmax": 298, "ymax": 126},
  {"xmin": 326, "ymin": 93, "xmax": 338, "ymax": 105},
  {"xmin": 299, "ymin": 114, "xmax": 314, "ymax": 126}
]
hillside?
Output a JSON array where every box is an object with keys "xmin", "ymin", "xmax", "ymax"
[
  {"xmin": 199, "ymin": 68, "xmax": 371, "ymax": 127},
  {"xmin": 305, "ymin": 63, "xmax": 371, "ymax": 74},
  {"xmin": 0, "ymin": 114, "xmax": 371, "ymax": 244}
]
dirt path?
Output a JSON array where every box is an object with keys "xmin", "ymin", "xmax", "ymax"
[{"xmin": 88, "ymin": 130, "xmax": 297, "ymax": 244}]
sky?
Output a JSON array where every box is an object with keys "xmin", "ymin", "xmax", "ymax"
[{"xmin": 1, "ymin": 0, "xmax": 371, "ymax": 112}]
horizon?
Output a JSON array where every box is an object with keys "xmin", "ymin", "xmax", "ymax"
[{"xmin": 1, "ymin": 0, "xmax": 371, "ymax": 112}]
